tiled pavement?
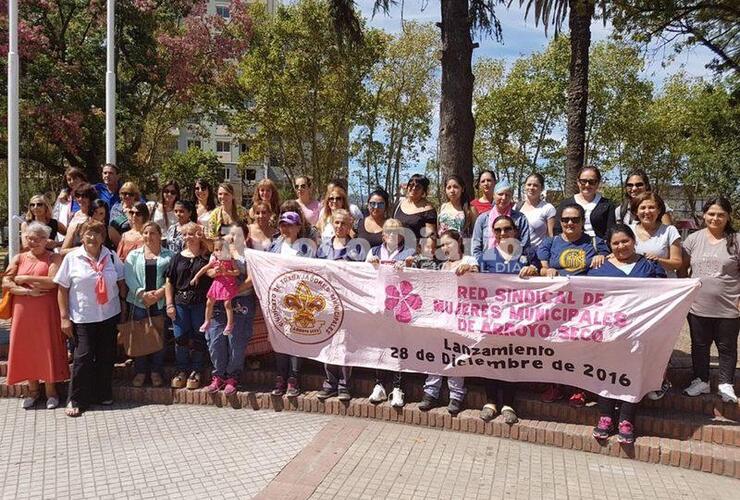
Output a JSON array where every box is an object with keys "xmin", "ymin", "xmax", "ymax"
[{"xmin": 0, "ymin": 399, "xmax": 738, "ymax": 500}]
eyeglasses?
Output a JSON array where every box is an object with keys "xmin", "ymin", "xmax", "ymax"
[
  {"xmin": 561, "ymin": 216, "xmax": 582, "ymax": 224},
  {"xmin": 368, "ymin": 201, "xmax": 385, "ymax": 209},
  {"xmin": 493, "ymin": 226, "xmax": 515, "ymax": 234},
  {"xmin": 327, "ymin": 196, "xmax": 341, "ymax": 202},
  {"xmin": 29, "ymin": 203, "xmax": 44, "ymax": 208},
  {"xmin": 194, "ymin": 186, "xmax": 207, "ymax": 191},
  {"xmin": 163, "ymin": 189, "xmax": 177, "ymax": 195},
  {"xmin": 121, "ymin": 192, "xmax": 135, "ymax": 198},
  {"xmin": 578, "ymin": 179, "xmax": 598, "ymax": 186},
  {"xmin": 625, "ymin": 182, "xmax": 645, "ymax": 189},
  {"xmin": 294, "ymin": 184, "xmax": 308, "ymax": 190}
]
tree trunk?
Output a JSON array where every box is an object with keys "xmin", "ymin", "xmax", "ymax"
[
  {"xmin": 438, "ymin": 0, "xmax": 475, "ymax": 196},
  {"xmin": 564, "ymin": 0, "xmax": 594, "ymax": 195}
]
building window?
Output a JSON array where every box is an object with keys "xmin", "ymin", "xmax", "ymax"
[
  {"xmin": 187, "ymin": 140, "xmax": 202, "ymax": 150},
  {"xmin": 223, "ymin": 167, "xmax": 232, "ymax": 182},
  {"xmin": 244, "ymin": 169, "xmax": 256, "ymax": 181},
  {"xmin": 216, "ymin": 141, "xmax": 231, "ymax": 153},
  {"xmin": 216, "ymin": 5, "xmax": 230, "ymax": 18}
]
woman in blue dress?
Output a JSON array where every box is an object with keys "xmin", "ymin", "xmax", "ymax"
[
  {"xmin": 477, "ymin": 215, "xmax": 539, "ymax": 425},
  {"xmin": 588, "ymin": 223, "xmax": 666, "ymax": 444}
]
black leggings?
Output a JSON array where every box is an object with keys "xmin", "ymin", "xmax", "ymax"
[
  {"xmin": 484, "ymin": 379, "xmax": 515, "ymax": 408},
  {"xmin": 275, "ymin": 353, "xmax": 301, "ymax": 380},
  {"xmin": 687, "ymin": 313, "xmax": 739, "ymax": 384},
  {"xmin": 597, "ymin": 397, "xmax": 637, "ymax": 423},
  {"xmin": 375, "ymin": 370, "xmax": 402, "ymax": 388}
]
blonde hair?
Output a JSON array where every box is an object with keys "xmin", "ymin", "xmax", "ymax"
[
  {"xmin": 252, "ymin": 179, "xmax": 281, "ymax": 216},
  {"xmin": 142, "ymin": 221, "xmax": 162, "ymax": 236},
  {"xmin": 25, "ymin": 194, "xmax": 52, "ymax": 223},
  {"xmin": 382, "ymin": 218, "xmax": 403, "ymax": 232},
  {"xmin": 120, "ymin": 181, "xmax": 141, "ymax": 199},
  {"xmin": 180, "ymin": 222, "xmax": 203, "ymax": 237},
  {"xmin": 331, "ymin": 208, "xmax": 353, "ymax": 225}
]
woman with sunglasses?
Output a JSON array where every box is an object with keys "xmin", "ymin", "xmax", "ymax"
[
  {"xmin": 438, "ymin": 175, "xmax": 476, "ymax": 238},
  {"xmin": 471, "ymin": 170, "xmax": 496, "ymax": 215},
  {"xmin": 537, "ymin": 203, "xmax": 609, "ymax": 406},
  {"xmin": 471, "ymin": 179, "xmax": 531, "ymax": 260},
  {"xmin": 193, "ymin": 178, "xmax": 217, "ymax": 227},
  {"xmin": 615, "ymin": 170, "xmax": 673, "ymax": 225},
  {"xmin": 317, "ymin": 186, "xmax": 351, "ymax": 242},
  {"xmin": 117, "ymin": 202, "xmax": 150, "ymax": 262},
  {"xmin": 555, "ymin": 166, "xmax": 616, "ymax": 240},
  {"xmin": 357, "ymin": 188, "xmax": 389, "ymax": 250},
  {"xmin": 393, "ymin": 174, "xmax": 437, "ymax": 244},
  {"xmin": 148, "ymin": 180, "xmax": 180, "ymax": 237},
  {"xmin": 109, "ymin": 182, "xmax": 143, "ymax": 247},
  {"xmin": 60, "ymin": 184, "xmax": 98, "ymax": 255},
  {"xmin": 22, "ymin": 195, "xmax": 66, "ymax": 251},
  {"xmin": 292, "ymin": 176, "xmax": 321, "ymax": 226},
  {"xmin": 248, "ymin": 179, "xmax": 281, "ymax": 224}
]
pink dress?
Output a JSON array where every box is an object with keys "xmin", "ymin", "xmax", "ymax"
[{"xmin": 207, "ymin": 259, "xmax": 239, "ymax": 301}]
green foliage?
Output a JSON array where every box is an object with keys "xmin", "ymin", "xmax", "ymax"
[
  {"xmin": 229, "ymin": 0, "xmax": 384, "ymax": 190},
  {"xmin": 159, "ymin": 148, "xmax": 224, "ymax": 200}
]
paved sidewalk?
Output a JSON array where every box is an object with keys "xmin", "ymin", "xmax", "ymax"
[{"xmin": 0, "ymin": 399, "xmax": 737, "ymax": 500}]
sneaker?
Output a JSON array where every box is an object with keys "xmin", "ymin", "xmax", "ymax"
[
  {"xmin": 22, "ymin": 396, "xmax": 38, "ymax": 410},
  {"xmin": 390, "ymin": 387, "xmax": 405, "ymax": 408},
  {"xmin": 46, "ymin": 396, "xmax": 59, "ymax": 410},
  {"xmin": 171, "ymin": 371, "xmax": 187, "ymax": 389},
  {"xmin": 132, "ymin": 373, "xmax": 146, "ymax": 388},
  {"xmin": 447, "ymin": 398, "xmax": 463, "ymax": 416},
  {"xmin": 317, "ymin": 388, "xmax": 337, "ymax": 400},
  {"xmin": 501, "ymin": 405, "xmax": 518, "ymax": 425},
  {"xmin": 150, "ymin": 373, "xmax": 164, "ymax": 388},
  {"xmin": 480, "ymin": 404, "xmax": 498, "ymax": 422},
  {"xmin": 569, "ymin": 391, "xmax": 586, "ymax": 408},
  {"xmin": 205, "ymin": 375, "xmax": 224, "ymax": 393},
  {"xmin": 541, "ymin": 384, "xmax": 563, "ymax": 403},
  {"xmin": 286, "ymin": 377, "xmax": 300, "ymax": 397},
  {"xmin": 369, "ymin": 384, "xmax": 388, "ymax": 404},
  {"xmin": 647, "ymin": 379, "xmax": 671, "ymax": 401},
  {"xmin": 223, "ymin": 377, "xmax": 238, "ymax": 395},
  {"xmin": 592, "ymin": 416, "xmax": 613, "ymax": 440},
  {"xmin": 419, "ymin": 393, "xmax": 437, "ymax": 412},
  {"xmin": 617, "ymin": 420, "xmax": 635, "ymax": 444},
  {"xmin": 683, "ymin": 378, "xmax": 710, "ymax": 397},
  {"xmin": 718, "ymin": 383, "xmax": 738, "ymax": 404},
  {"xmin": 271, "ymin": 376, "xmax": 286, "ymax": 396},
  {"xmin": 337, "ymin": 388, "xmax": 351, "ymax": 401},
  {"xmin": 186, "ymin": 372, "xmax": 201, "ymax": 390}
]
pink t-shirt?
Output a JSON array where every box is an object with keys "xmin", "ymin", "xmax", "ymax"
[{"xmin": 298, "ymin": 199, "xmax": 321, "ymax": 225}]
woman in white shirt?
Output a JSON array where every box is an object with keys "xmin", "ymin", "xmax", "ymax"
[
  {"xmin": 518, "ymin": 173, "xmax": 556, "ymax": 249},
  {"xmin": 148, "ymin": 180, "xmax": 180, "ymax": 237},
  {"xmin": 193, "ymin": 178, "xmax": 216, "ymax": 227},
  {"xmin": 55, "ymin": 219, "xmax": 125, "ymax": 417},
  {"xmin": 629, "ymin": 192, "xmax": 682, "ymax": 277}
]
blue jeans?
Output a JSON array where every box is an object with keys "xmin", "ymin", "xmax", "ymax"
[
  {"xmin": 130, "ymin": 306, "xmax": 165, "ymax": 375},
  {"xmin": 173, "ymin": 302, "xmax": 206, "ymax": 373},
  {"xmin": 206, "ymin": 294, "xmax": 255, "ymax": 379}
]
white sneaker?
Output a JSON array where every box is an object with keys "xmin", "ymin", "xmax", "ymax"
[
  {"xmin": 390, "ymin": 387, "xmax": 405, "ymax": 407},
  {"xmin": 683, "ymin": 378, "xmax": 710, "ymax": 397},
  {"xmin": 46, "ymin": 397, "xmax": 59, "ymax": 410},
  {"xmin": 647, "ymin": 380, "xmax": 672, "ymax": 401},
  {"xmin": 368, "ymin": 384, "xmax": 387, "ymax": 403},
  {"xmin": 718, "ymin": 383, "xmax": 738, "ymax": 404}
]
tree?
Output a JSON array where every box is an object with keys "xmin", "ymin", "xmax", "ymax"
[
  {"xmin": 611, "ymin": 1, "xmax": 740, "ymax": 75},
  {"xmin": 159, "ymin": 147, "xmax": 224, "ymax": 197},
  {"xmin": 352, "ymin": 22, "xmax": 439, "ymax": 200},
  {"xmin": 0, "ymin": 0, "xmax": 251, "ymax": 183},
  {"xmin": 230, "ymin": 0, "xmax": 384, "ymax": 190},
  {"xmin": 513, "ymin": 0, "xmax": 609, "ymax": 195}
]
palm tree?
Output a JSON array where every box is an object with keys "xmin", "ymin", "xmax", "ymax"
[
  {"xmin": 329, "ymin": 0, "xmax": 505, "ymax": 196},
  {"xmin": 514, "ymin": 1, "xmax": 608, "ymax": 194}
]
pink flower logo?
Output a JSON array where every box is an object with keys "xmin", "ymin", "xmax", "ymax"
[{"xmin": 385, "ymin": 281, "xmax": 422, "ymax": 323}]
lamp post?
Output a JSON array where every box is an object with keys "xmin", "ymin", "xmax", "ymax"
[
  {"xmin": 106, "ymin": 0, "xmax": 116, "ymax": 165},
  {"xmin": 7, "ymin": 0, "xmax": 19, "ymax": 258}
]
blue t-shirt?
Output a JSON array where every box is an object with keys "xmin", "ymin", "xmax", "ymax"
[
  {"xmin": 587, "ymin": 256, "xmax": 666, "ymax": 278},
  {"xmin": 536, "ymin": 234, "xmax": 609, "ymax": 276},
  {"xmin": 479, "ymin": 245, "xmax": 539, "ymax": 275}
]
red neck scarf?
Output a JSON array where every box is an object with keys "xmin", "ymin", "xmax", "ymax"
[{"xmin": 84, "ymin": 252, "xmax": 109, "ymax": 305}]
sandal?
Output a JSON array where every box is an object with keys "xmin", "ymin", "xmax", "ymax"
[{"xmin": 65, "ymin": 401, "xmax": 82, "ymax": 417}]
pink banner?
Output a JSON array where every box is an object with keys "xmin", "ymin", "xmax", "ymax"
[{"xmin": 245, "ymin": 250, "xmax": 701, "ymax": 402}]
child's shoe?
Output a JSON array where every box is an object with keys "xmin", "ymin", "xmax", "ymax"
[
  {"xmin": 592, "ymin": 416, "xmax": 613, "ymax": 440},
  {"xmin": 271, "ymin": 376, "xmax": 285, "ymax": 396},
  {"xmin": 617, "ymin": 420, "xmax": 635, "ymax": 444},
  {"xmin": 223, "ymin": 377, "xmax": 238, "ymax": 395},
  {"xmin": 286, "ymin": 377, "xmax": 300, "ymax": 397},
  {"xmin": 205, "ymin": 375, "xmax": 224, "ymax": 393},
  {"xmin": 199, "ymin": 320, "xmax": 210, "ymax": 333}
]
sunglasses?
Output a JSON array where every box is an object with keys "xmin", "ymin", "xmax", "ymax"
[
  {"xmin": 561, "ymin": 216, "xmax": 582, "ymax": 224},
  {"xmin": 163, "ymin": 189, "xmax": 177, "ymax": 195},
  {"xmin": 625, "ymin": 182, "xmax": 645, "ymax": 189},
  {"xmin": 194, "ymin": 186, "xmax": 207, "ymax": 191},
  {"xmin": 493, "ymin": 226, "xmax": 515, "ymax": 234},
  {"xmin": 577, "ymin": 179, "xmax": 598, "ymax": 186},
  {"xmin": 121, "ymin": 192, "xmax": 135, "ymax": 198},
  {"xmin": 368, "ymin": 201, "xmax": 385, "ymax": 209},
  {"xmin": 327, "ymin": 196, "xmax": 342, "ymax": 202},
  {"xmin": 294, "ymin": 184, "xmax": 308, "ymax": 190},
  {"xmin": 29, "ymin": 203, "xmax": 45, "ymax": 208}
]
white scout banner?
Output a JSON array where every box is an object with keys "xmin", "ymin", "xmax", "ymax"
[{"xmin": 245, "ymin": 249, "xmax": 701, "ymax": 402}]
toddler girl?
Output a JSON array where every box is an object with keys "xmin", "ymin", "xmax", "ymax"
[{"xmin": 194, "ymin": 237, "xmax": 240, "ymax": 335}]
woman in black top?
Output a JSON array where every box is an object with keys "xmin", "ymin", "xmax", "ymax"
[
  {"xmin": 357, "ymin": 188, "xmax": 389, "ymax": 249},
  {"xmin": 393, "ymin": 174, "xmax": 437, "ymax": 245},
  {"xmin": 165, "ymin": 222, "xmax": 212, "ymax": 390},
  {"xmin": 554, "ymin": 166, "xmax": 616, "ymax": 240}
]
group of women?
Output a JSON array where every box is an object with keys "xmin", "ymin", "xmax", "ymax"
[{"xmin": 3, "ymin": 165, "xmax": 738, "ymax": 447}]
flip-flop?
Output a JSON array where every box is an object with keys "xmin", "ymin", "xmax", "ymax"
[{"xmin": 65, "ymin": 401, "xmax": 82, "ymax": 417}]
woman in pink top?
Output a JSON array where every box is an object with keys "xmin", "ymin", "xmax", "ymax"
[
  {"xmin": 471, "ymin": 170, "xmax": 496, "ymax": 215},
  {"xmin": 293, "ymin": 175, "xmax": 321, "ymax": 225}
]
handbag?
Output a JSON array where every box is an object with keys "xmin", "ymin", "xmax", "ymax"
[
  {"xmin": 117, "ymin": 310, "xmax": 165, "ymax": 357},
  {"xmin": 0, "ymin": 288, "xmax": 12, "ymax": 320}
]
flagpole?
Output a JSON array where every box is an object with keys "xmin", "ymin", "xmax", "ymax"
[
  {"xmin": 106, "ymin": 0, "xmax": 116, "ymax": 165},
  {"xmin": 7, "ymin": 0, "xmax": 19, "ymax": 258}
]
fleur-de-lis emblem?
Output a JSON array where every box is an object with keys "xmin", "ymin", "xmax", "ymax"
[{"xmin": 283, "ymin": 281, "xmax": 327, "ymax": 330}]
